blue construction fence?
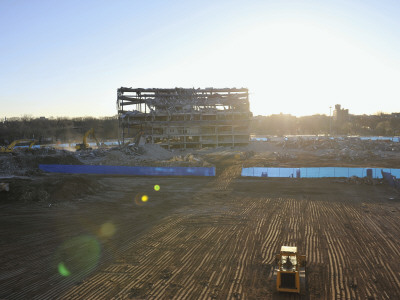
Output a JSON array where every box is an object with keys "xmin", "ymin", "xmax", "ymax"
[
  {"xmin": 241, "ymin": 167, "xmax": 400, "ymax": 179},
  {"xmin": 39, "ymin": 164, "xmax": 215, "ymax": 177}
]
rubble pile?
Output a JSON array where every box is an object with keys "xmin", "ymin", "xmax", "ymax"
[
  {"xmin": 273, "ymin": 152, "xmax": 297, "ymax": 162},
  {"xmin": 138, "ymin": 144, "xmax": 176, "ymax": 160},
  {"xmin": 0, "ymin": 150, "xmax": 81, "ymax": 177},
  {"xmin": 277, "ymin": 138, "xmax": 400, "ymax": 152},
  {"xmin": 1, "ymin": 137, "xmax": 399, "ymax": 177},
  {"xmin": 270, "ymin": 138, "xmax": 400, "ymax": 163},
  {"xmin": 73, "ymin": 144, "xmax": 212, "ymax": 167},
  {"xmin": 318, "ymin": 149, "xmax": 382, "ymax": 162},
  {"xmin": 167, "ymin": 153, "xmax": 211, "ymax": 167},
  {"xmin": 2, "ymin": 175, "xmax": 106, "ymax": 203},
  {"xmin": 346, "ymin": 176, "xmax": 381, "ymax": 185}
]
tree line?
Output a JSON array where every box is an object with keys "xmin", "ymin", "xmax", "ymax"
[
  {"xmin": 250, "ymin": 113, "xmax": 400, "ymax": 136},
  {"xmin": 0, "ymin": 116, "xmax": 118, "ymax": 145},
  {"xmin": 1, "ymin": 112, "xmax": 400, "ymax": 145}
]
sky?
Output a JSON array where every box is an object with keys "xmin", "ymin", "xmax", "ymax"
[{"xmin": 1, "ymin": 0, "xmax": 400, "ymax": 118}]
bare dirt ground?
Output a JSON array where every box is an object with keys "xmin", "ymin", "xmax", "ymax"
[
  {"xmin": 1, "ymin": 141, "xmax": 400, "ymax": 299},
  {"xmin": 1, "ymin": 175, "xmax": 400, "ymax": 299}
]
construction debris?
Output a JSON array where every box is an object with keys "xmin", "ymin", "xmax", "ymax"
[
  {"xmin": 346, "ymin": 176, "xmax": 375, "ymax": 185},
  {"xmin": 1, "ymin": 136, "xmax": 400, "ymax": 177}
]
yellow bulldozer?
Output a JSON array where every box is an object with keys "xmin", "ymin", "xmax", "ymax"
[
  {"xmin": 0, "ymin": 139, "xmax": 37, "ymax": 153},
  {"xmin": 275, "ymin": 246, "xmax": 306, "ymax": 293},
  {"xmin": 75, "ymin": 128, "xmax": 100, "ymax": 151}
]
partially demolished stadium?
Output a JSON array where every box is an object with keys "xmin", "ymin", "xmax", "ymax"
[{"xmin": 117, "ymin": 87, "xmax": 252, "ymax": 149}]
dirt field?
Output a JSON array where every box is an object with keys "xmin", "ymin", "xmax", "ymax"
[{"xmin": 1, "ymin": 170, "xmax": 400, "ymax": 299}]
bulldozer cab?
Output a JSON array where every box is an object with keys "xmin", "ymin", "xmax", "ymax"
[
  {"xmin": 280, "ymin": 246, "xmax": 297, "ymax": 271},
  {"xmin": 275, "ymin": 246, "xmax": 306, "ymax": 293},
  {"xmin": 282, "ymin": 254, "xmax": 295, "ymax": 271}
]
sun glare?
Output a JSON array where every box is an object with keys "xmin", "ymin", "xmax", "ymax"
[
  {"xmin": 144, "ymin": 19, "xmax": 399, "ymax": 117},
  {"xmin": 230, "ymin": 21, "xmax": 352, "ymax": 115},
  {"xmin": 240, "ymin": 21, "xmax": 400, "ymax": 116}
]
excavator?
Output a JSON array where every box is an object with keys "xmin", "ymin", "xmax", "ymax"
[
  {"xmin": 121, "ymin": 130, "xmax": 144, "ymax": 149},
  {"xmin": 0, "ymin": 139, "xmax": 37, "ymax": 153},
  {"xmin": 75, "ymin": 128, "xmax": 101, "ymax": 151},
  {"xmin": 275, "ymin": 246, "xmax": 306, "ymax": 293}
]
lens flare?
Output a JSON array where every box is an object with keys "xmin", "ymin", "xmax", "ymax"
[
  {"xmin": 154, "ymin": 184, "xmax": 160, "ymax": 191},
  {"xmin": 99, "ymin": 222, "xmax": 116, "ymax": 238},
  {"xmin": 58, "ymin": 262, "xmax": 71, "ymax": 277},
  {"xmin": 134, "ymin": 193, "xmax": 148, "ymax": 206},
  {"xmin": 56, "ymin": 235, "xmax": 101, "ymax": 279}
]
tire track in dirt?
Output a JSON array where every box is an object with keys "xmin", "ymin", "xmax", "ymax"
[
  {"xmin": 149, "ymin": 227, "xmax": 219, "ymax": 299},
  {"xmin": 342, "ymin": 204, "xmax": 400, "ymax": 298},
  {"xmin": 320, "ymin": 202, "xmax": 351, "ymax": 300},
  {"xmin": 61, "ymin": 189, "xmax": 246, "ymax": 299},
  {"xmin": 226, "ymin": 235, "xmax": 249, "ymax": 299},
  {"xmin": 59, "ymin": 192, "xmax": 266, "ymax": 299},
  {"xmin": 6, "ymin": 178, "xmax": 400, "ymax": 299},
  {"xmin": 309, "ymin": 194, "xmax": 400, "ymax": 300},
  {"xmin": 59, "ymin": 215, "xmax": 193, "ymax": 299},
  {"xmin": 213, "ymin": 164, "xmax": 243, "ymax": 191}
]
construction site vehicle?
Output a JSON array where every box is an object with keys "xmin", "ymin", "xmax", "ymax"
[
  {"xmin": 0, "ymin": 139, "xmax": 37, "ymax": 153},
  {"xmin": 275, "ymin": 246, "xmax": 306, "ymax": 293},
  {"xmin": 75, "ymin": 128, "xmax": 100, "ymax": 151},
  {"xmin": 122, "ymin": 130, "xmax": 144, "ymax": 149}
]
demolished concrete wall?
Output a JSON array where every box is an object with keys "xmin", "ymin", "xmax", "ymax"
[{"xmin": 117, "ymin": 87, "xmax": 253, "ymax": 149}]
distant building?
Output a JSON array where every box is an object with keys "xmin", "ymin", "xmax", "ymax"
[
  {"xmin": 333, "ymin": 104, "xmax": 349, "ymax": 122},
  {"xmin": 117, "ymin": 87, "xmax": 252, "ymax": 149}
]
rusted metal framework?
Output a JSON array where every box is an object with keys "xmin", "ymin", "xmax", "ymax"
[{"xmin": 117, "ymin": 87, "xmax": 252, "ymax": 149}]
